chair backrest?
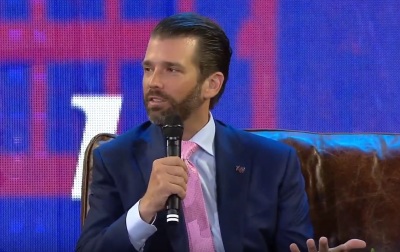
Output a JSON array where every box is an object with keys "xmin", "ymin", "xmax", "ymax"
[
  {"xmin": 81, "ymin": 130, "xmax": 400, "ymax": 251},
  {"xmin": 80, "ymin": 133, "xmax": 116, "ymax": 226}
]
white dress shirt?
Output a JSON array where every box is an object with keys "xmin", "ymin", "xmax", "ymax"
[{"xmin": 126, "ymin": 114, "xmax": 224, "ymax": 252}]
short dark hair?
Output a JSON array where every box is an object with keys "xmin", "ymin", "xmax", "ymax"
[{"xmin": 151, "ymin": 13, "xmax": 232, "ymax": 109}]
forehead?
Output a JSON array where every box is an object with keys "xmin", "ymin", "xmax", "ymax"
[{"xmin": 144, "ymin": 36, "xmax": 199, "ymax": 64}]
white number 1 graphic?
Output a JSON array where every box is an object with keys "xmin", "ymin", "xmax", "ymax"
[{"xmin": 70, "ymin": 95, "xmax": 122, "ymax": 200}]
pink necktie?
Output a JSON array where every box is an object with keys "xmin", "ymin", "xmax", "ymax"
[{"xmin": 181, "ymin": 141, "xmax": 215, "ymax": 252}]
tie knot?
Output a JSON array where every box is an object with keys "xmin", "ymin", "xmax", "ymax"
[{"xmin": 181, "ymin": 141, "xmax": 198, "ymax": 160}]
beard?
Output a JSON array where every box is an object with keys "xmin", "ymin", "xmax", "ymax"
[{"xmin": 144, "ymin": 83, "xmax": 205, "ymax": 125}]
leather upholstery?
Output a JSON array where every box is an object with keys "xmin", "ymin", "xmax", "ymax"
[{"xmin": 81, "ymin": 130, "xmax": 400, "ymax": 251}]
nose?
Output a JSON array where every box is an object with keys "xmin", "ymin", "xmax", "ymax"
[{"xmin": 147, "ymin": 69, "xmax": 163, "ymax": 89}]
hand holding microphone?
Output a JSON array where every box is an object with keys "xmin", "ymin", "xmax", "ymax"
[{"xmin": 139, "ymin": 115, "xmax": 187, "ymax": 224}]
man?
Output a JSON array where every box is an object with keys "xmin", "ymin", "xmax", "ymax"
[{"xmin": 76, "ymin": 13, "xmax": 366, "ymax": 252}]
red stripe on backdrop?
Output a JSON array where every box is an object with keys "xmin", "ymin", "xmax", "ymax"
[
  {"xmin": 177, "ymin": 0, "xmax": 195, "ymax": 12},
  {"xmin": 105, "ymin": 0, "xmax": 122, "ymax": 94},
  {"xmin": 1, "ymin": 2, "xmax": 156, "ymax": 61},
  {"xmin": 32, "ymin": 0, "xmax": 46, "ymax": 23},
  {"xmin": 30, "ymin": 65, "xmax": 47, "ymax": 154},
  {"xmin": 0, "ymin": 22, "xmax": 156, "ymax": 60},
  {"xmin": 0, "ymin": 155, "xmax": 76, "ymax": 196},
  {"xmin": 30, "ymin": 0, "xmax": 48, "ymax": 158},
  {"xmin": 106, "ymin": 0, "xmax": 121, "ymax": 22},
  {"xmin": 237, "ymin": 0, "xmax": 277, "ymax": 129}
]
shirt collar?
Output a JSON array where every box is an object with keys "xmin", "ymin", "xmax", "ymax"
[{"xmin": 189, "ymin": 113, "xmax": 215, "ymax": 156}]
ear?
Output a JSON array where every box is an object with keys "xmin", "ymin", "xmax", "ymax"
[{"xmin": 203, "ymin": 72, "xmax": 224, "ymax": 99}]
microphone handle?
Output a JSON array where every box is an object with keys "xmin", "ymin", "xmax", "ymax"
[
  {"xmin": 166, "ymin": 139, "xmax": 180, "ymax": 157},
  {"xmin": 166, "ymin": 195, "xmax": 180, "ymax": 223},
  {"xmin": 166, "ymin": 138, "xmax": 181, "ymax": 223}
]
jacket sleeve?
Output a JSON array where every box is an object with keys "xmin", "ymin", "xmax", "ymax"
[
  {"xmin": 76, "ymin": 148, "xmax": 137, "ymax": 252},
  {"xmin": 274, "ymin": 148, "xmax": 314, "ymax": 252}
]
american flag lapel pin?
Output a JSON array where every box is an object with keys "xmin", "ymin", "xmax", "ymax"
[{"xmin": 235, "ymin": 165, "xmax": 246, "ymax": 174}]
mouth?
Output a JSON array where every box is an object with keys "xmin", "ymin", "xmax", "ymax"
[
  {"xmin": 149, "ymin": 96, "xmax": 164, "ymax": 102},
  {"xmin": 147, "ymin": 96, "xmax": 168, "ymax": 107}
]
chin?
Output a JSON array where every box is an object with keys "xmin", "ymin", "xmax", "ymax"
[
  {"xmin": 147, "ymin": 106, "xmax": 179, "ymax": 124},
  {"xmin": 147, "ymin": 112, "xmax": 167, "ymax": 125}
]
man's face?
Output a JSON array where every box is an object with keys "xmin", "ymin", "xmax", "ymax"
[{"xmin": 142, "ymin": 36, "xmax": 205, "ymax": 125}]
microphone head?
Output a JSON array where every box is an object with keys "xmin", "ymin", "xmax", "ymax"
[{"xmin": 162, "ymin": 114, "xmax": 183, "ymax": 139}]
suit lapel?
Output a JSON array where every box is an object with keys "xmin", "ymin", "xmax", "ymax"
[
  {"xmin": 134, "ymin": 124, "xmax": 165, "ymax": 185},
  {"xmin": 214, "ymin": 122, "xmax": 251, "ymax": 252},
  {"xmin": 133, "ymin": 124, "xmax": 189, "ymax": 252}
]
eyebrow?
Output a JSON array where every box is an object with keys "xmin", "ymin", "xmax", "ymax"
[{"xmin": 141, "ymin": 60, "xmax": 185, "ymax": 69}]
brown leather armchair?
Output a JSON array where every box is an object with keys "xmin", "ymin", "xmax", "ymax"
[{"xmin": 81, "ymin": 130, "xmax": 400, "ymax": 252}]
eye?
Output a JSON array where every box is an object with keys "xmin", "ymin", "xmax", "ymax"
[
  {"xmin": 167, "ymin": 67, "xmax": 179, "ymax": 73},
  {"xmin": 143, "ymin": 67, "xmax": 152, "ymax": 72}
]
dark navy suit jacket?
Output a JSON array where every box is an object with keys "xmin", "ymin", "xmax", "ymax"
[{"xmin": 76, "ymin": 120, "xmax": 313, "ymax": 252}]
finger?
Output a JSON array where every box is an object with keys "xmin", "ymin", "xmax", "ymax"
[
  {"xmin": 164, "ymin": 166, "xmax": 188, "ymax": 183},
  {"xmin": 152, "ymin": 161, "xmax": 188, "ymax": 178},
  {"xmin": 166, "ymin": 174, "xmax": 187, "ymax": 190},
  {"xmin": 154, "ymin": 160, "xmax": 188, "ymax": 176},
  {"xmin": 306, "ymin": 239, "xmax": 318, "ymax": 252},
  {"xmin": 289, "ymin": 243, "xmax": 301, "ymax": 252},
  {"xmin": 159, "ymin": 156, "xmax": 188, "ymax": 170},
  {"xmin": 343, "ymin": 239, "xmax": 366, "ymax": 249},
  {"xmin": 331, "ymin": 239, "xmax": 367, "ymax": 251},
  {"xmin": 318, "ymin": 237, "xmax": 329, "ymax": 252},
  {"xmin": 151, "ymin": 173, "xmax": 187, "ymax": 193},
  {"xmin": 168, "ymin": 183, "xmax": 186, "ymax": 199},
  {"xmin": 153, "ymin": 180, "xmax": 186, "ymax": 199}
]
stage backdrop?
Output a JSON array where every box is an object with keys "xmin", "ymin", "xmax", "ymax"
[{"xmin": 1, "ymin": 0, "xmax": 399, "ymax": 251}]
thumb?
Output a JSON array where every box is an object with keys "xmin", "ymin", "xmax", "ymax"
[
  {"xmin": 343, "ymin": 239, "xmax": 366, "ymax": 250},
  {"xmin": 333, "ymin": 239, "xmax": 366, "ymax": 251}
]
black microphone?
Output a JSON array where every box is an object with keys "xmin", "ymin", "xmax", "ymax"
[{"xmin": 161, "ymin": 114, "xmax": 184, "ymax": 223}]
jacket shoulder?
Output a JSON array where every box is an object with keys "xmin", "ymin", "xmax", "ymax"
[
  {"xmin": 96, "ymin": 121, "xmax": 154, "ymax": 154},
  {"xmin": 216, "ymin": 120, "xmax": 294, "ymax": 155}
]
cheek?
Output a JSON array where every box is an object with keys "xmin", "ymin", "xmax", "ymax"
[
  {"xmin": 142, "ymin": 76, "xmax": 153, "ymax": 94},
  {"xmin": 172, "ymin": 82, "xmax": 191, "ymax": 95},
  {"xmin": 142, "ymin": 74, "xmax": 149, "ymax": 86}
]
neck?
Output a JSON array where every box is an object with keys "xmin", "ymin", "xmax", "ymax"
[{"xmin": 182, "ymin": 111, "xmax": 210, "ymax": 141}]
